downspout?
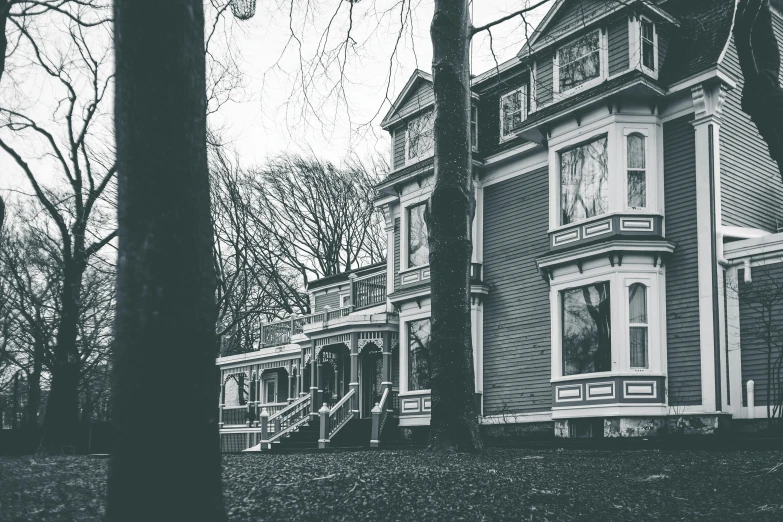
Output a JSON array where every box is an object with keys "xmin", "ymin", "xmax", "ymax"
[{"xmin": 708, "ymin": 124, "xmax": 723, "ymax": 412}]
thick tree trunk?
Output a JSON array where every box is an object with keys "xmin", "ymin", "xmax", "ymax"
[
  {"xmin": 427, "ymin": 0, "xmax": 483, "ymax": 452},
  {"xmin": 25, "ymin": 342, "xmax": 43, "ymax": 429},
  {"xmin": 734, "ymin": 0, "xmax": 783, "ymax": 183},
  {"xmin": 108, "ymin": 0, "xmax": 225, "ymax": 520},
  {"xmin": 39, "ymin": 266, "xmax": 82, "ymax": 453}
]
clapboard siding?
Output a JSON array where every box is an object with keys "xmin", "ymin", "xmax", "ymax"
[
  {"xmin": 393, "ymin": 82, "xmax": 434, "ymax": 122},
  {"xmin": 314, "ymin": 292, "xmax": 340, "ymax": 312},
  {"xmin": 394, "ymin": 218, "xmax": 400, "ymax": 291},
  {"xmin": 739, "ymin": 262, "xmax": 783, "ymax": 407},
  {"xmin": 541, "ymin": 0, "xmax": 616, "ymax": 44},
  {"xmin": 663, "ymin": 114, "xmax": 702, "ymax": 406},
  {"xmin": 535, "ymin": 52, "xmax": 554, "ymax": 106},
  {"xmin": 658, "ymin": 24, "xmax": 671, "ymax": 72},
  {"xmin": 608, "ymin": 16, "xmax": 629, "ymax": 76},
  {"xmin": 482, "ymin": 166, "xmax": 552, "ymax": 415},
  {"xmin": 393, "ymin": 126, "xmax": 406, "ymax": 170},
  {"xmin": 718, "ymin": 22, "xmax": 783, "ymax": 232}
]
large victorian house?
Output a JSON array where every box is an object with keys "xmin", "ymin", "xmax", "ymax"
[{"xmin": 217, "ymin": 0, "xmax": 783, "ymax": 451}]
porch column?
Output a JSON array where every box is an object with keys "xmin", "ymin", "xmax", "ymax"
[
  {"xmin": 381, "ymin": 331, "xmax": 392, "ymax": 396},
  {"xmin": 316, "ymin": 359, "xmax": 324, "ymax": 408},
  {"xmin": 310, "ymin": 349, "xmax": 318, "ymax": 416},
  {"xmin": 350, "ymin": 333, "xmax": 359, "ymax": 413},
  {"xmin": 333, "ymin": 366, "xmax": 339, "ymax": 399}
]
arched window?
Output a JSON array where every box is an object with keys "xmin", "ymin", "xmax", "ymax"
[
  {"xmin": 629, "ymin": 283, "xmax": 649, "ymax": 368},
  {"xmin": 627, "ymin": 133, "xmax": 647, "ymax": 209}
]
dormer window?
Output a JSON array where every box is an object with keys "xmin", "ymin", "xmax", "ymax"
[
  {"xmin": 406, "ymin": 111, "xmax": 434, "ymax": 163},
  {"xmin": 500, "ymin": 86, "xmax": 527, "ymax": 141},
  {"xmin": 640, "ymin": 19, "xmax": 656, "ymax": 71},
  {"xmin": 555, "ymin": 29, "xmax": 603, "ymax": 94}
]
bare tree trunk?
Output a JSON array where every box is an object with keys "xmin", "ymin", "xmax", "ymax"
[
  {"xmin": 108, "ymin": 0, "xmax": 225, "ymax": 520},
  {"xmin": 734, "ymin": 0, "xmax": 783, "ymax": 182},
  {"xmin": 427, "ymin": 0, "xmax": 482, "ymax": 452},
  {"xmin": 25, "ymin": 342, "xmax": 43, "ymax": 429}
]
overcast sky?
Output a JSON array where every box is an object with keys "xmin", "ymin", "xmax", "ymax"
[{"xmin": 0, "ymin": 1, "xmax": 551, "ymax": 195}]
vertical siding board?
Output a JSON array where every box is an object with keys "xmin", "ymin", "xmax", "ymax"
[
  {"xmin": 718, "ymin": 29, "xmax": 783, "ymax": 232},
  {"xmin": 482, "ymin": 167, "xmax": 552, "ymax": 415},
  {"xmin": 608, "ymin": 17, "xmax": 629, "ymax": 76},
  {"xmin": 738, "ymin": 262, "xmax": 783, "ymax": 407},
  {"xmin": 394, "ymin": 218, "xmax": 401, "ymax": 291},
  {"xmin": 535, "ymin": 53, "xmax": 554, "ymax": 106},
  {"xmin": 663, "ymin": 115, "xmax": 703, "ymax": 406}
]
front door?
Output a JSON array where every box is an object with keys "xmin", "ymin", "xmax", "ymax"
[{"xmin": 360, "ymin": 349, "xmax": 383, "ymax": 418}]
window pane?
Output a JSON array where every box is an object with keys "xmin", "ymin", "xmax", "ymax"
[
  {"xmin": 562, "ymin": 282, "xmax": 612, "ymax": 375},
  {"xmin": 408, "ymin": 318, "xmax": 431, "ymax": 391},
  {"xmin": 558, "ymin": 31, "xmax": 601, "ymax": 91},
  {"xmin": 630, "ymin": 327, "xmax": 649, "ymax": 368},
  {"xmin": 628, "ymin": 170, "xmax": 646, "ymax": 208},
  {"xmin": 629, "ymin": 283, "xmax": 647, "ymax": 323},
  {"xmin": 642, "ymin": 22, "xmax": 655, "ymax": 70},
  {"xmin": 265, "ymin": 381, "xmax": 275, "ymax": 403},
  {"xmin": 627, "ymin": 134, "xmax": 645, "ymax": 169},
  {"xmin": 471, "ymin": 106, "xmax": 478, "ymax": 149},
  {"xmin": 408, "ymin": 204, "xmax": 429, "ymax": 267},
  {"xmin": 560, "ymin": 136, "xmax": 609, "ymax": 224},
  {"xmin": 407, "ymin": 111, "xmax": 434, "ymax": 160},
  {"xmin": 501, "ymin": 90, "xmax": 523, "ymax": 136},
  {"xmin": 225, "ymin": 373, "xmax": 248, "ymax": 407}
]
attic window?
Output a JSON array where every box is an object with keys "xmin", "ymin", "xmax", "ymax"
[
  {"xmin": 406, "ymin": 111, "xmax": 434, "ymax": 163},
  {"xmin": 641, "ymin": 20, "xmax": 656, "ymax": 71},
  {"xmin": 500, "ymin": 86, "xmax": 527, "ymax": 141},
  {"xmin": 556, "ymin": 30, "xmax": 602, "ymax": 93}
]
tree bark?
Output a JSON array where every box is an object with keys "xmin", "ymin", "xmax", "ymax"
[
  {"xmin": 427, "ymin": 0, "xmax": 483, "ymax": 452},
  {"xmin": 108, "ymin": 0, "xmax": 225, "ymax": 520},
  {"xmin": 25, "ymin": 341, "xmax": 43, "ymax": 429},
  {"xmin": 734, "ymin": 0, "xmax": 783, "ymax": 183}
]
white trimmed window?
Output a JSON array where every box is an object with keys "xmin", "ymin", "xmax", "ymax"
[
  {"xmin": 262, "ymin": 374, "xmax": 278, "ymax": 404},
  {"xmin": 628, "ymin": 283, "xmax": 649, "ymax": 369},
  {"xmin": 626, "ymin": 132, "xmax": 647, "ymax": 209},
  {"xmin": 408, "ymin": 317, "xmax": 431, "ymax": 391},
  {"xmin": 500, "ymin": 86, "xmax": 527, "ymax": 140},
  {"xmin": 406, "ymin": 111, "xmax": 434, "ymax": 163},
  {"xmin": 407, "ymin": 202, "xmax": 429, "ymax": 268},
  {"xmin": 560, "ymin": 135, "xmax": 609, "ymax": 225},
  {"xmin": 562, "ymin": 281, "xmax": 612, "ymax": 376},
  {"xmin": 640, "ymin": 19, "xmax": 656, "ymax": 72},
  {"xmin": 340, "ymin": 294, "xmax": 351, "ymax": 308},
  {"xmin": 555, "ymin": 29, "xmax": 602, "ymax": 93}
]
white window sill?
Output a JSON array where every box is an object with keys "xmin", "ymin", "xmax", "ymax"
[{"xmin": 399, "ymin": 390, "xmax": 431, "ymax": 397}]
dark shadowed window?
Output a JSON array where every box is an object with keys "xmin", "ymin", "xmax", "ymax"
[
  {"xmin": 500, "ymin": 86, "xmax": 527, "ymax": 139},
  {"xmin": 562, "ymin": 282, "xmax": 612, "ymax": 375},
  {"xmin": 629, "ymin": 283, "xmax": 649, "ymax": 368},
  {"xmin": 471, "ymin": 105, "xmax": 478, "ymax": 150},
  {"xmin": 558, "ymin": 30, "xmax": 601, "ymax": 92},
  {"xmin": 641, "ymin": 20, "xmax": 655, "ymax": 71},
  {"xmin": 408, "ymin": 203, "xmax": 429, "ymax": 267},
  {"xmin": 408, "ymin": 318, "xmax": 431, "ymax": 391},
  {"xmin": 560, "ymin": 136, "xmax": 609, "ymax": 224}
]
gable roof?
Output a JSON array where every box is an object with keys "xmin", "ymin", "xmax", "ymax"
[{"xmin": 380, "ymin": 69, "xmax": 433, "ymax": 129}]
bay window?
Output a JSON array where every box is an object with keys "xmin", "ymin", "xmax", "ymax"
[
  {"xmin": 500, "ymin": 86, "xmax": 527, "ymax": 140},
  {"xmin": 560, "ymin": 136, "xmax": 609, "ymax": 225},
  {"xmin": 557, "ymin": 30, "xmax": 601, "ymax": 93},
  {"xmin": 408, "ymin": 203, "xmax": 429, "ymax": 267},
  {"xmin": 627, "ymin": 133, "xmax": 647, "ymax": 209},
  {"xmin": 406, "ymin": 111, "xmax": 434, "ymax": 162},
  {"xmin": 562, "ymin": 282, "xmax": 612, "ymax": 376},
  {"xmin": 629, "ymin": 283, "xmax": 649, "ymax": 369},
  {"xmin": 408, "ymin": 318, "xmax": 431, "ymax": 391}
]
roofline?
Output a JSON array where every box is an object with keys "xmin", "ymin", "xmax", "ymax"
[{"xmin": 380, "ymin": 69, "xmax": 433, "ymax": 128}]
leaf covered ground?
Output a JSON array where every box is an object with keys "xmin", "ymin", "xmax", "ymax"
[{"xmin": 1, "ymin": 448, "xmax": 783, "ymax": 521}]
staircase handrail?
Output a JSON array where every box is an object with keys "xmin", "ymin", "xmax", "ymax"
[
  {"xmin": 266, "ymin": 394, "xmax": 311, "ymax": 444},
  {"xmin": 269, "ymin": 394, "xmax": 309, "ymax": 423},
  {"xmin": 327, "ymin": 388, "xmax": 355, "ymax": 438},
  {"xmin": 377, "ymin": 387, "xmax": 391, "ymax": 436}
]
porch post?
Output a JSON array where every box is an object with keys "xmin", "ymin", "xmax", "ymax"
[
  {"xmin": 310, "ymin": 348, "xmax": 318, "ymax": 416},
  {"xmin": 333, "ymin": 366, "xmax": 339, "ymax": 399},
  {"xmin": 381, "ymin": 331, "xmax": 393, "ymax": 396},
  {"xmin": 316, "ymin": 359, "xmax": 324, "ymax": 409},
  {"xmin": 350, "ymin": 333, "xmax": 359, "ymax": 414}
]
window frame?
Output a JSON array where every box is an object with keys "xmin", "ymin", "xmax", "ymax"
[
  {"xmin": 406, "ymin": 316, "xmax": 432, "ymax": 393},
  {"xmin": 340, "ymin": 293, "xmax": 351, "ymax": 309},
  {"xmin": 405, "ymin": 201, "xmax": 429, "ymax": 270},
  {"xmin": 470, "ymin": 104, "xmax": 479, "ymax": 151},
  {"xmin": 553, "ymin": 28, "xmax": 607, "ymax": 98},
  {"xmin": 624, "ymin": 130, "xmax": 649, "ymax": 211},
  {"xmin": 499, "ymin": 85, "xmax": 528, "ymax": 142},
  {"xmin": 560, "ymin": 280, "xmax": 613, "ymax": 377},
  {"xmin": 404, "ymin": 110, "xmax": 435, "ymax": 165},
  {"xmin": 558, "ymin": 133, "xmax": 610, "ymax": 226},
  {"xmin": 627, "ymin": 281, "xmax": 650, "ymax": 370},
  {"xmin": 262, "ymin": 373, "xmax": 278, "ymax": 404},
  {"xmin": 639, "ymin": 17, "xmax": 657, "ymax": 75}
]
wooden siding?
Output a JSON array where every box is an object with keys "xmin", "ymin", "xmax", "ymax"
[
  {"xmin": 739, "ymin": 263, "xmax": 783, "ymax": 407},
  {"xmin": 394, "ymin": 218, "xmax": 401, "ymax": 291},
  {"xmin": 482, "ymin": 166, "xmax": 552, "ymax": 415},
  {"xmin": 314, "ymin": 292, "xmax": 340, "ymax": 312},
  {"xmin": 658, "ymin": 24, "xmax": 671, "ymax": 73},
  {"xmin": 663, "ymin": 114, "xmax": 702, "ymax": 406},
  {"xmin": 608, "ymin": 16, "xmax": 629, "ymax": 76},
  {"xmin": 393, "ymin": 126, "xmax": 406, "ymax": 170},
  {"xmin": 718, "ymin": 19, "xmax": 783, "ymax": 232},
  {"xmin": 390, "ymin": 81, "xmax": 434, "ymax": 123},
  {"xmin": 540, "ymin": 0, "xmax": 616, "ymax": 45},
  {"xmin": 535, "ymin": 52, "xmax": 554, "ymax": 107}
]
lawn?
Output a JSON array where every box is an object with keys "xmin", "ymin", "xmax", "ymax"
[{"xmin": 1, "ymin": 449, "xmax": 783, "ymax": 520}]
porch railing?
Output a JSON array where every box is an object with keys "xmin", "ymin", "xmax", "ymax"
[
  {"xmin": 318, "ymin": 388, "xmax": 355, "ymax": 448},
  {"xmin": 353, "ymin": 273, "xmax": 387, "ymax": 309},
  {"xmin": 260, "ymin": 317, "xmax": 305, "ymax": 347},
  {"xmin": 221, "ymin": 406, "xmax": 250, "ymax": 426}
]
